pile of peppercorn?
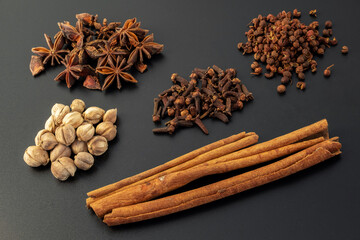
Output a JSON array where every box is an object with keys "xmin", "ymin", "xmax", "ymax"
[
  {"xmin": 237, "ymin": 9, "xmax": 342, "ymax": 93},
  {"xmin": 152, "ymin": 66, "xmax": 253, "ymax": 134},
  {"xmin": 30, "ymin": 13, "xmax": 163, "ymax": 91}
]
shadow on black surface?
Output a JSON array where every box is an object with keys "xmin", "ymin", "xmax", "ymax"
[{"xmin": 105, "ymin": 154, "xmax": 341, "ymax": 231}]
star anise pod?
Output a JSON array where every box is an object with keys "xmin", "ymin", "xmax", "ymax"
[
  {"xmin": 31, "ymin": 33, "xmax": 69, "ymax": 66},
  {"xmin": 95, "ymin": 41, "xmax": 128, "ymax": 67},
  {"xmin": 96, "ymin": 18, "xmax": 122, "ymax": 40},
  {"xmin": 29, "ymin": 55, "xmax": 45, "ymax": 76},
  {"xmin": 83, "ymin": 75, "xmax": 101, "ymax": 90},
  {"xmin": 108, "ymin": 18, "xmax": 148, "ymax": 49},
  {"xmin": 76, "ymin": 13, "xmax": 98, "ymax": 28},
  {"xmin": 127, "ymin": 34, "xmax": 164, "ymax": 73},
  {"xmin": 96, "ymin": 56, "xmax": 137, "ymax": 90},
  {"xmin": 58, "ymin": 20, "xmax": 85, "ymax": 48},
  {"xmin": 54, "ymin": 55, "xmax": 83, "ymax": 88}
]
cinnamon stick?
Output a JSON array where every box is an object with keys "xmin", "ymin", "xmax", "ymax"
[
  {"xmin": 88, "ymin": 133, "xmax": 258, "ymax": 207},
  {"xmin": 87, "ymin": 131, "xmax": 254, "ymax": 205},
  {"xmin": 90, "ymin": 137, "xmax": 324, "ymax": 218},
  {"xmin": 88, "ymin": 119, "xmax": 329, "ymax": 212},
  {"xmin": 103, "ymin": 140, "xmax": 341, "ymax": 226},
  {"xmin": 204, "ymin": 119, "xmax": 329, "ymax": 165}
]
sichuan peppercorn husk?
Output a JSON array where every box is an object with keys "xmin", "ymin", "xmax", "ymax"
[
  {"xmin": 152, "ymin": 65, "xmax": 253, "ymax": 135},
  {"xmin": 237, "ymin": 9, "xmax": 341, "ymax": 93}
]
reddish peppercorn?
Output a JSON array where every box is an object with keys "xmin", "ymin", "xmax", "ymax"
[
  {"xmin": 251, "ymin": 67, "xmax": 262, "ymax": 75},
  {"xmin": 277, "ymin": 84, "xmax": 286, "ymax": 94},
  {"xmin": 296, "ymin": 81, "xmax": 306, "ymax": 90},
  {"xmin": 281, "ymin": 76, "xmax": 290, "ymax": 84},
  {"xmin": 324, "ymin": 64, "xmax": 334, "ymax": 77},
  {"xmin": 324, "ymin": 20, "xmax": 332, "ymax": 28},
  {"xmin": 341, "ymin": 46, "xmax": 348, "ymax": 54}
]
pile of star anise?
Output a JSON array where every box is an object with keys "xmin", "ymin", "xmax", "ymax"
[{"xmin": 29, "ymin": 13, "xmax": 164, "ymax": 90}]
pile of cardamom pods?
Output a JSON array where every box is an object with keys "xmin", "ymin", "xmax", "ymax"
[{"xmin": 23, "ymin": 99, "xmax": 117, "ymax": 181}]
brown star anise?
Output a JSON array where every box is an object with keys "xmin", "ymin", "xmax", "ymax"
[
  {"xmin": 58, "ymin": 20, "xmax": 85, "ymax": 48},
  {"xmin": 95, "ymin": 41, "xmax": 128, "ymax": 67},
  {"xmin": 31, "ymin": 33, "xmax": 69, "ymax": 66},
  {"xmin": 76, "ymin": 13, "xmax": 98, "ymax": 28},
  {"xmin": 54, "ymin": 55, "xmax": 83, "ymax": 88},
  {"xmin": 127, "ymin": 34, "xmax": 164, "ymax": 73},
  {"xmin": 96, "ymin": 56, "xmax": 137, "ymax": 90},
  {"xmin": 108, "ymin": 18, "xmax": 148, "ymax": 49},
  {"xmin": 96, "ymin": 18, "xmax": 122, "ymax": 40}
]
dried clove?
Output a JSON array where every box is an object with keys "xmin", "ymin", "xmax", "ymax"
[{"xmin": 152, "ymin": 66, "xmax": 253, "ymax": 134}]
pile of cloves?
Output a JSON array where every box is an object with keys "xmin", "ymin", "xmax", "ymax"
[
  {"xmin": 29, "ymin": 13, "xmax": 163, "ymax": 90},
  {"xmin": 23, "ymin": 99, "xmax": 117, "ymax": 181},
  {"xmin": 237, "ymin": 9, "xmax": 346, "ymax": 93},
  {"xmin": 152, "ymin": 65, "xmax": 253, "ymax": 134}
]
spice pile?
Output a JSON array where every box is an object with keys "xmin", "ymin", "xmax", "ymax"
[
  {"xmin": 30, "ymin": 13, "xmax": 164, "ymax": 90},
  {"xmin": 152, "ymin": 65, "xmax": 253, "ymax": 135},
  {"xmin": 23, "ymin": 99, "xmax": 117, "ymax": 181},
  {"xmin": 237, "ymin": 9, "xmax": 346, "ymax": 93},
  {"xmin": 86, "ymin": 119, "xmax": 341, "ymax": 226}
]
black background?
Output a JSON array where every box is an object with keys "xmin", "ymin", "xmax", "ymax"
[{"xmin": 1, "ymin": 0, "xmax": 359, "ymax": 239}]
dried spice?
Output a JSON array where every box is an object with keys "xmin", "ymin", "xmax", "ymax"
[
  {"xmin": 30, "ymin": 14, "xmax": 163, "ymax": 90},
  {"xmin": 96, "ymin": 56, "xmax": 137, "ymax": 90},
  {"xmin": 86, "ymin": 119, "xmax": 342, "ymax": 226},
  {"xmin": 29, "ymin": 55, "xmax": 45, "ymax": 76},
  {"xmin": 31, "ymin": 33, "xmax": 69, "ymax": 67},
  {"xmin": 309, "ymin": 9, "xmax": 317, "ymax": 17},
  {"xmin": 296, "ymin": 81, "xmax": 306, "ymax": 90},
  {"xmin": 237, "ymin": 10, "xmax": 345, "ymax": 93},
  {"xmin": 152, "ymin": 65, "xmax": 253, "ymax": 135},
  {"xmin": 323, "ymin": 64, "xmax": 334, "ymax": 77},
  {"xmin": 23, "ymin": 99, "xmax": 118, "ymax": 181},
  {"xmin": 277, "ymin": 84, "xmax": 286, "ymax": 94},
  {"xmin": 341, "ymin": 46, "xmax": 348, "ymax": 54}
]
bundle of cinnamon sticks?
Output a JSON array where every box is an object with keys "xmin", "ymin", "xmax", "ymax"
[{"xmin": 86, "ymin": 119, "xmax": 341, "ymax": 226}]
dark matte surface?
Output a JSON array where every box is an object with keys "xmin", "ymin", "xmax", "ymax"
[{"xmin": 0, "ymin": 0, "xmax": 359, "ymax": 239}]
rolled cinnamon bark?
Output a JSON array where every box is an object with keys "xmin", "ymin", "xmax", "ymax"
[
  {"xmin": 203, "ymin": 119, "xmax": 329, "ymax": 165},
  {"xmin": 88, "ymin": 119, "xmax": 328, "ymax": 210},
  {"xmin": 103, "ymin": 140, "xmax": 341, "ymax": 226},
  {"xmin": 90, "ymin": 137, "xmax": 325, "ymax": 218},
  {"xmin": 87, "ymin": 132, "xmax": 255, "ymax": 206}
]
